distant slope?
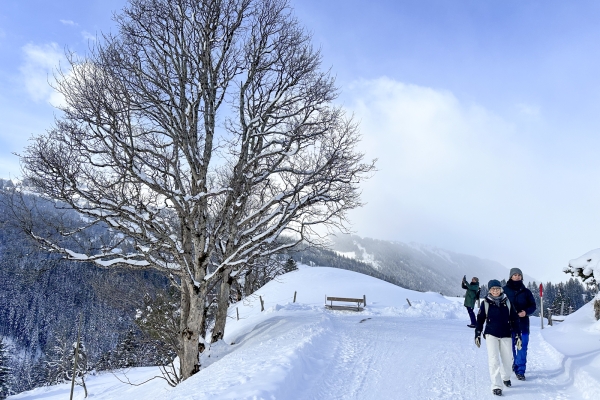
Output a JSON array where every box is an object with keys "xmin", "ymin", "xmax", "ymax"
[{"xmin": 322, "ymin": 234, "xmax": 536, "ymax": 296}]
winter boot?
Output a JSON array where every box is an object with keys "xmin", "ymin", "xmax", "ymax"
[
  {"xmin": 516, "ymin": 373, "xmax": 526, "ymax": 381},
  {"xmin": 503, "ymin": 380, "xmax": 511, "ymax": 387},
  {"xmin": 493, "ymin": 388, "xmax": 502, "ymax": 396},
  {"xmin": 467, "ymin": 324, "xmax": 476, "ymax": 328}
]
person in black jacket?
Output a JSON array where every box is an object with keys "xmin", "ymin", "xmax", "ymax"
[
  {"xmin": 502, "ymin": 267, "xmax": 536, "ymax": 381},
  {"xmin": 475, "ymin": 279, "xmax": 521, "ymax": 396}
]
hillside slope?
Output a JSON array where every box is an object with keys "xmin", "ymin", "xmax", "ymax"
[
  {"xmin": 328, "ymin": 234, "xmax": 537, "ymax": 296},
  {"xmin": 11, "ymin": 266, "xmax": 600, "ymax": 400}
]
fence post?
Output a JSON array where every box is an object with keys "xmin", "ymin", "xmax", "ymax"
[
  {"xmin": 406, "ymin": 298, "xmax": 412, "ymax": 307},
  {"xmin": 547, "ymin": 308, "xmax": 553, "ymax": 326},
  {"xmin": 363, "ymin": 294, "xmax": 367, "ymax": 307},
  {"xmin": 69, "ymin": 314, "xmax": 83, "ymax": 400},
  {"xmin": 540, "ymin": 296, "xmax": 544, "ymax": 329},
  {"xmin": 236, "ymin": 307, "xmax": 239, "ymax": 321},
  {"xmin": 260, "ymin": 295, "xmax": 264, "ymax": 312},
  {"xmin": 293, "ymin": 291, "xmax": 297, "ymax": 303}
]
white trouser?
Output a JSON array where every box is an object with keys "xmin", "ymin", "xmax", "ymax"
[{"xmin": 485, "ymin": 334, "xmax": 513, "ymax": 390}]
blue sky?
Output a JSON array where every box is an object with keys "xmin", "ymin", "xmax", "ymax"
[{"xmin": 2, "ymin": 0, "xmax": 600, "ymax": 282}]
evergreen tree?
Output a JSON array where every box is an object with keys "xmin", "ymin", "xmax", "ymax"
[
  {"xmin": 113, "ymin": 329, "xmax": 138, "ymax": 368},
  {"xmin": 544, "ymin": 282, "xmax": 556, "ymax": 315},
  {"xmin": 552, "ymin": 284, "xmax": 571, "ymax": 315},
  {"xmin": 0, "ymin": 337, "xmax": 10, "ymax": 400},
  {"xmin": 94, "ymin": 350, "xmax": 114, "ymax": 372},
  {"xmin": 479, "ymin": 284, "xmax": 489, "ymax": 298},
  {"xmin": 46, "ymin": 337, "xmax": 71, "ymax": 385},
  {"xmin": 565, "ymin": 278, "xmax": 584, "ymax": 311},
  {"xmin": 135, "ymin": 290, "xmax": 180, "ymax": 364},
  {"xmin": 527, "ymin": 281, "xmax": 541, "ymax": 317},
  {"xmin": 29, "ymin": 355, "xmax": 49, "ymax": 388},
  {"xmin": 283, "ymin": 258, "xmax": 298, "ymax": 273}
]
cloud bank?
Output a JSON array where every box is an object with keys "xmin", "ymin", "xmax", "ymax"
[{"xmin": 341, "ymin": 77, "xmax": 597, "ymax": 281}]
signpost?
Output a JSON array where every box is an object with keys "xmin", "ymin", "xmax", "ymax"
[{"xmin": 540, "ymin": 283, "xmax": 544, "ymax": 329}]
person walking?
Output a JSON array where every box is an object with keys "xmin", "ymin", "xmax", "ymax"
[
  {"xmin": 475, "ymin": 279, "xmax": 521, "ymax": 396},
  {"xmin": 502, "ymin": 268, "xmax": 536, "ymax": 381},
  {"xmin": 462, "ymin": 275, "xmax": 479, "ymax": 328}
]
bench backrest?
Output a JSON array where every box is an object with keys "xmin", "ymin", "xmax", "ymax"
[{"xmin": 327, "ymin": 296, "xmax": 363, "ymax": 303}]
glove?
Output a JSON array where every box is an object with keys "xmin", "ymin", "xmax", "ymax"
[
  {"xmin": 515, "ymin": 334, "xmax": 522, "ymax": 351},
  {"xmin": 475, "ymin": 330, "xmax": 481, "ymax": 348}
]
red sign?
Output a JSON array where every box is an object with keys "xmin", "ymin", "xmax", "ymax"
[{"xmin": 539, "ymin": 283, "xmax": 543, "ymax": 297}]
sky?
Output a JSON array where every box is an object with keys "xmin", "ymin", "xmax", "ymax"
[{"xmin": 2, "ymin": 0, "xmax": 600, "ymax": 282}]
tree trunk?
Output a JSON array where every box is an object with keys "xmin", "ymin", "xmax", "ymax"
[
  {"xmin": 179, "ymin": 279, "xmax": 207, "ymax": 380},
  {"xmin": 211, "ymin": 268, "xmax": 233, "ymax": 343},
  {"xmin": 244, "ymin": 269, "xmax": 254, "ymax": 297}
]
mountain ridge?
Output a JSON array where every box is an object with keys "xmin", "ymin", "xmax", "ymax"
[{"xmin": 325, "ymin": 234, "xmax": 537, "ymax": 296}]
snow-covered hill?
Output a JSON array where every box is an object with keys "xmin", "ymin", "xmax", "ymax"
[
  {"xmin": 329, "ymin": 234, "xmax": 537, "ymax": 296},
  {"xmin": 10, "ymin": 266, "xmax": 600, "ymax": 399}
]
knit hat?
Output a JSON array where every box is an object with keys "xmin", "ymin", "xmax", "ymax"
[
  {"xmin": 472, "ymin": 277, "xmax": 479, "ymax": 282},
  {"xmin": 509, "ymin": 268, "xmax": 523, "ymax": 278},
  {"xmin": 488, "ymin": 279, "xmax": 502, "ymax": 290}
]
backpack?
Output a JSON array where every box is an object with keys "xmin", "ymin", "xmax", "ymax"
[{"xmin": 483, "ymin": 297, "xmax": 512, "ymax": 322}]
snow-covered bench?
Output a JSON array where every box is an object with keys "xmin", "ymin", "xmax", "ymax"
[{"xmin": 325, "ymin": 295, "xmax": 366, "ymax": 311}]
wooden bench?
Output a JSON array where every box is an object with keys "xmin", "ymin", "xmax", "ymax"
[{"xmin": 325, "ymin": 295, "xmax": 366, "ymax": 311}]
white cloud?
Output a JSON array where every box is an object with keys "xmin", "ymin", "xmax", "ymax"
[
  {"xmin": 60, "ymin": 19, "xmax": 78, "ymax": 26},
  {"xmin": 20, "ymin": 42, "xmax": 67, "ymax": 107},
  {"xmin": 345, "ymin": 77, "xmax": 527, "ymax": 199},
  {"xmin": 339, "ymin": 77, "xmax": 564, "ymax": 276},
  {"xmin": 516, "ymin": 102, "xmax": 541, "ymax": 118},
  {"xmin": 81, "ymin": 31, "xmax": 97, "ymax": 42},
  {"xmin": 339, "ymin": 77, "xmax": 600, "ymax": 282}
]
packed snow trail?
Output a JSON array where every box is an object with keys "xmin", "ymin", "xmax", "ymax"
[
  {"xmin": 150, "ymin": 311, "xmax": 586, "ymax": 399},
  {"xmin": 293, "ymin": 313, "xmax": 575, "ymax": 400}
]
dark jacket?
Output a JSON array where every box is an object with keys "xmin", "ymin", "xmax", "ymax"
[
  {"xmin": 476, "ymin": 293, "xmax": 520, "ymax": 339},
  {"xmin": 462, "ymin": 278, "xmax": 479, "ymax": 308},
  {"xmin": 502, "ymin": 279, "xmax": 536, "ymax": 334}
]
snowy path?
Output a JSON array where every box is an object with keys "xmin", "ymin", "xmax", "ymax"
[{"xmin": 295, "ymin": 313, "xmax": 579, "ymax": 400}]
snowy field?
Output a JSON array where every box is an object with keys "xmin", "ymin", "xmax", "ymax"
[{"xmin": 10, "ymin": 266, "xmax": 600, "ymax": 399}]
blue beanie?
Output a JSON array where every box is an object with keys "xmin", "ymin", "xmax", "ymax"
[{"xmin": 488, "ymin": 279, "xmax": 502, "ymax": 290}]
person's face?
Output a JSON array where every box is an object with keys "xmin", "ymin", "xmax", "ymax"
[
  {"xmin": 511, "ymin": 273, "xmax": 522, "ymax": 281},
  {"xmin": 489, "ymin": 287, "xmax": 502, "ymax": 296}
]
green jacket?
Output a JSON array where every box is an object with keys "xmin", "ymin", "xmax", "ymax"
[{"xmin": 462, "ymin": 279, "xmax": 479, "ymax": 308}]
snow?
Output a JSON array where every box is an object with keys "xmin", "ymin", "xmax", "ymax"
[
  {"xmin": 334, "ymin": 250, "xmax": 356, "ymax": 259},
  {"xmin": 10, "ymin": 266, "xmax": 600, "ymax": 400},
  {"xmin": 565, "ymin": 249, "xmax": 600, "ymax": 284},
  {"xmin": 333, "ymin": 241, "xmax": 382, "ymax": 270},
  {"xmin": 354, "ymin": 243, "xmax": 382, "ymax": 270}
]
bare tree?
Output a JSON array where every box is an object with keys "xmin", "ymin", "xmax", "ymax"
[{"xmin": 17, "ymin": 0, "xmax": 374, "ymax": 381}]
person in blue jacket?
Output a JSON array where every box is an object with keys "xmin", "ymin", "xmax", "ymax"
[
  {"xmin": 475, "ymin": 279, "xmax": 521, "ymax": 396},
  {"xmin": 502, "ymin": 267, "xmax": 536, "ymax": 381}
]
